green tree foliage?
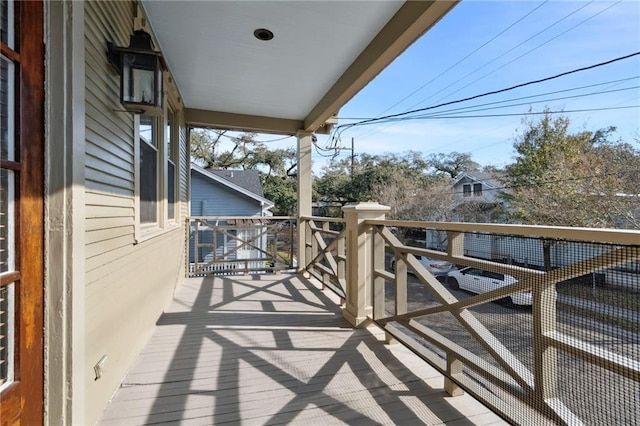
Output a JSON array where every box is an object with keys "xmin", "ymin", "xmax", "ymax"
[
  {"xmin": 190, "ymin": 128, "xmax": 258, "ymax": 169},
  {"xmin": 426, "ymin": 152, "xmax": 480, "ymax": 178},
  {"xmin": 314, "ymin": 150, "xmax": 499, "ymax": 221},
  {"xmin": 502, "ymin": 112, "xmax": 640, "ymax": 228},
  {"xmin": 190, "ymin": 129, "xmax": 298, "ymax": 215},
  {"xmin": 315, "ymin": 152, "xmax": 426, "ymax": 204}
]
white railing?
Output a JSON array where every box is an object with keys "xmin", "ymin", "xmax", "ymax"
[
  {"xmin": 303, "ymin": 205, "xmax": 640, "ymax": 425},
  {"xmin": 190, "ymin": 209, "xmax": 639, "ymax": 424},
  {"xmin": 300, "ymin": 216, "xmax": 347, "ymax": 300},
  {"xmin": 186, "ymin": 216, "xmax": 295, "ymax": 276}
]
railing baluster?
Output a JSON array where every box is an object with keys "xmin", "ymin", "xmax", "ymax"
[
  {"xmin": 194, "ymin": 219, "xmax": 200, "ymax": 274},
  {"xmin": 395, "ymin": 255, "xmax": 407, "ymax": 316},
  {"xmin": 533, "ymin": 269, "xmax": 559, "ymax": 411},
  {"xmin": 373, "ymin": 226, "xmax": 386, "ymax": 321},
  {"xmin": 445, "ymin": 356, "xmax": 464, "ymax": 397},
  {"xmin": 305, "ymin": 219, "xmax": 313, "ymax": 271}
]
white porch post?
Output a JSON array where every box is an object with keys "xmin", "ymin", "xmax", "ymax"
[
  {"xmin": 46, "ymin": 1, "xmax": 87, "ymax": 424},
  {"xmin": 342, "ymin": 202, "xmax": 390, "ymax": 327},
  {"xmin": 296, "ymin": 131, "xmax": 313, "ymax": 273}
]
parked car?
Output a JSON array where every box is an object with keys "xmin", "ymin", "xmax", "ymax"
[
  {"xmin": 391, "ymin": 256, "xmax": 455, "ymax": 277},
  {"xmin": 446, "ymin": 267, "xmax": 532, "ymax": 306}
]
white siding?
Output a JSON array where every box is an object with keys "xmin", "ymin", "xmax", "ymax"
[{"xmin": 83, "ymin": 2, "xmax": 189, "ymax": 423}]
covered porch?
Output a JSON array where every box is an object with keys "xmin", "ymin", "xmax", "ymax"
[
  {"xmin": 90, "ymin": 1, "xmax": 638, "ymax": 424},
  {"xmin": 99, "ymin": 273, "xmax": 505, "ymax": 425}
]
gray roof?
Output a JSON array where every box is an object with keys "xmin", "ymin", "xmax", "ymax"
[
  {"xmin": 207, "ymin": 169, "xmax": 265, "ymax": 198},
  {"xmin": 452, "ymin": 170, "xmax": 502, "ymax": 189},
  {"xmin": 191, "ymin": 165, "xmax": 274, "ymax": 208}
]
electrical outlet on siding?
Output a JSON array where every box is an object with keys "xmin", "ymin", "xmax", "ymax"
[{"xmin": 94, "ymin": 355, "xmax": 108, "ymax": 380}]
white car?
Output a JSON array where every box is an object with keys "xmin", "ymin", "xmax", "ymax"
[
  {"xmin": 446, "ymin": 267, "xmax": 532, "ymax": 306},
  {"xmin": 391, "ymin": 256, "xmax": 454, "ymax": 277}
]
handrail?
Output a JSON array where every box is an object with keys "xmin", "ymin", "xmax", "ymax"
[
  {"xmin": 186, "ymin": 216, "xmax": 296, "ymax": 276},
  {"xmin": 300, "ymin": 215, "xmax": 346, "ymax": 223},
  {"xmin": 364, "ymin": 219, "xmax": 639, "ymax": 425},
  {"xmin": 367, "ymin": 218, "xmax": 640, "ymax": 245},
  {"xmin": 187, "ymin": 211, "xmax": 639, "ymax": 424}
]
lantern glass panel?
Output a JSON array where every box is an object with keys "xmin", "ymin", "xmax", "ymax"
[{"xmin": 122, "ymin": 52, "xmax": 157, "ymax": 105}]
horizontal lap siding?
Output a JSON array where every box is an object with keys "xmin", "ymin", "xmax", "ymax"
[
  {"xmin": 191, "ymin": 172, "xmax": 263, "ymax": 216},
  {"xmin": 83, "ymin": 2, "xmax": 188, "ymax": 424},
  {"xmin": 85, "ymin": 0, "xmax": 135, "ymax": 272}
]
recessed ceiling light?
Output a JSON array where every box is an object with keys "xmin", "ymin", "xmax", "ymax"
[{"xmin": 254, "ymin": 28, "xmax": 274, "ymax": 41}]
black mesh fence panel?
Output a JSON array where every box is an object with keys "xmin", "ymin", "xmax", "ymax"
[{"xmin": 380, "ymin": 224, "xmax": 639, "ymax": 425}]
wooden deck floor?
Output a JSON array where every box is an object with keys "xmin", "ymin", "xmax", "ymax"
[{"xmin": 99, "ymin": 273, "xmax": 507, "ymax": 425}]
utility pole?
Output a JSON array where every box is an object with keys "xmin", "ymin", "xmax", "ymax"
[{"xmin": 350, "ymin": 137, "xmax": 355, "ymax": 176}]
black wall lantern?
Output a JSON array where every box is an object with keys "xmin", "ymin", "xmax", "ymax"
[{"xmin": 107, "ymin": 30, "xmax": 165, "ymax": 116}]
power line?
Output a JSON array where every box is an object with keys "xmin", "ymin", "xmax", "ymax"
[
  {"xmin": 350, "ymin": 0, "xmax": 603, "ymax": 142},
  {"xmin": 416, "ymin": 76, "xmax": 640, "ymax": 157},
  {"xmin": 332, "ymin": 51, "xmax": 640, "ymax": 138},
  {"xmin": 404, "ymin": 88, "xmax": 640, "ymax": 119},
  {"xmin": 428, "ymin": 0, "xmax": 623, "ymax": 108},
  {"xmin": 370, "ymin": 1, "xmax": 550, "ymax": 120},
  {"xmin": 256, "ymin": 135, "xmax": 295, "ymax": 144},
  {"xmin": 368, "ymin": 106, "xmax": 640, "ymax": 124},
  {"xmin": 414, "ymin": 1, "xmax": 598, "ymax": 111},
  {"xmin": 215, "ymin": 132, "xmax": 295, "ymax": 144},
  {"xmin": 336, "ymin": 77, "xmax": 640, "ymax": 121}
]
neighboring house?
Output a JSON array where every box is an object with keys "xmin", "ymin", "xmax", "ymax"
[
  {"xmin": 190, "ymin": 165, "xmax": 274, "ymax": 265},
  {"xmin": 449, "ymin": 171, "xmax": 506, "ymax": 223},
  {"xmin": 451, "ymin": 170, "xmax": 502, "ymax": 204},
  {"xmin": 191, "ymin": 165, "xmax": 274, "ymax": 217},
  {"xmin": 2, "ymin": 1, "xmax": 456, "ymax": 424},
  {"xmin": 424, "ymin": 171, "xmax": 505, "ymax": 249}
]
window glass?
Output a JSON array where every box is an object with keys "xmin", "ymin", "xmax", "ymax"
[
  {"xmin": 0, "ymin": 11, "xmax": 15, "ymax": 388},
  {"xmin": 1, "ymin": 56, "xmax": 15, "ymax": 273},
  {"xmin": 483, "ymin": 271, "xmax": 504, "ymax": 280},
  {"xmin": 0, "ymin": 0, "xmax": 14, "ymax": 48},
  {"xmin": 139, "ymin": 115, "xmax": 158, "ymax": 223},
  {"xmin": 463, "ymin": 184, "xmax": 471, "ymax": 197},
  {"xmin": 0, "ymin": 169, "xmax": 14, "ymax": 273},
  {"xmin": 0, "ymin": 283, "xmax": 14, "ymax": 390},
  {"xmin": 1, "ymin": 56, "xmax": 14, "ymax": 161},
  {"xmin": 473, "ymin": 183, "xmax": 483, "ymax": 196}
]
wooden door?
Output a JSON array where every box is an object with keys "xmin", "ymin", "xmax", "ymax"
[{"xmin": 0, "ymin": 0, "xmax": 45, "ymax": 424}]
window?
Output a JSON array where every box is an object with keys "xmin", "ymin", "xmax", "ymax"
[
  {"xmin": 463, "ymin": 184, "xmax": 471, "ymax": 197},
  {"xmin": 473, "ymin": 183, "xmax": 483, "ymax": 196},
  {"xmin": 139, "ymin": 115, "xmax": 158, "ymax": 224},
  {"xmin": 166, "ymin": 108, "xmax": 176, "ymax": 220},
  {"xmin": 482, "ymin": 271, "xmax": 504, "ymax": 281},
  {"xmin": 0, "ymin": 50, "xmax": 16, "ymax": 392},
  {"xmin": 135, "ymin": 101, "xmax": 180, "ymax": 237}
]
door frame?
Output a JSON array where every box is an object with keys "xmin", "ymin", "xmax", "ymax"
[{"xmin": 0, "ymin": 0, "xmax": 45, "ymax": 424}]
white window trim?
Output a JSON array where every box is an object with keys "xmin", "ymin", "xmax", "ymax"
[
  {"xmin": 165, "ymin": 104, "xmax": 178, "ymax": 224},
  {"xmin": 133, "ymin": 114, "xmax": 142, "ymax": 243},
  {"xmin": 134, "ymin": 97, "xmax": 183, "ymax": 243},
  {"xmin": 134, "ymin": 113, "xmax": 165, "ymax": 243}
]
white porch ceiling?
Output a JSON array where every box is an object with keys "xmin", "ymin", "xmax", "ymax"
[{"xmin": 142, "ymin": 1, "xmax": 457, "ymax": 134}]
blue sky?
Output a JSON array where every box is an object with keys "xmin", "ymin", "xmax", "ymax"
[{"xmin": 252, "ymin": 1, "xmax": 640, "ymax": 172}]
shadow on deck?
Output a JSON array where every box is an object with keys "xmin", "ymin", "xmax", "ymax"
[{"xmin": 99, "ymin": 273, "xmax": 507, "ymax": 425}]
